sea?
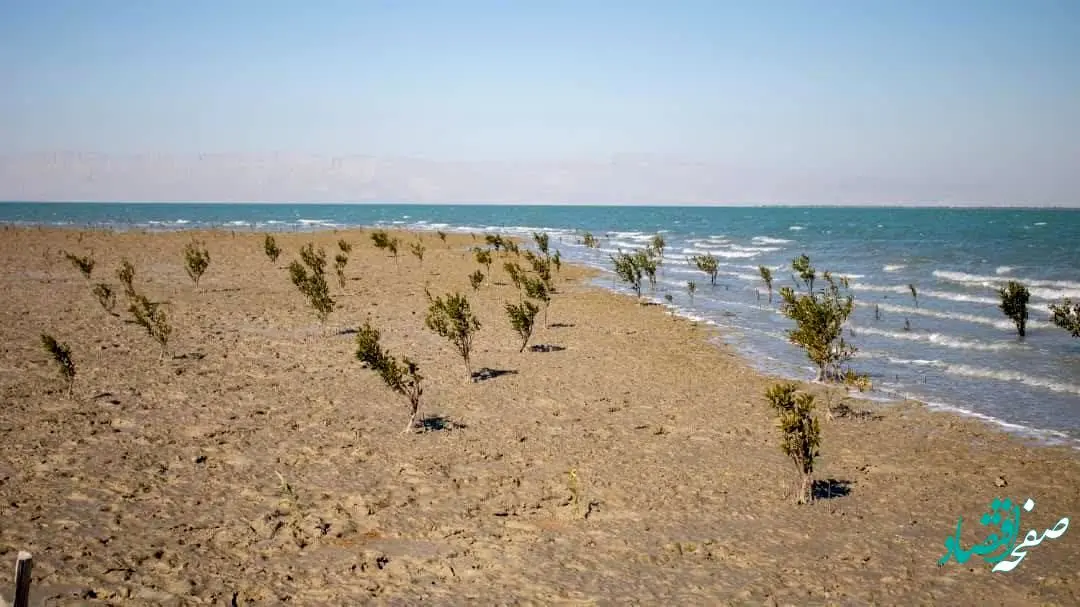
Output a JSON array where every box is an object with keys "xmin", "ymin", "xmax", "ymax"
[{"xmin": 3, "ymin": 202, "xmax": 1079, "ymax": 448}]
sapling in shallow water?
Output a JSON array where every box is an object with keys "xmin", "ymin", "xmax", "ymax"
[
  {"xmin": 778, "ymin": 256, "xmax": 856, "ymax": 382},
  {"xmin": 998, "ymin": 281, "xmax": 1030, "ymax": 337},
  {"xmin": 1050, "ymin": 299, "xmax": 1080, "ymax": 338},
  {"xmin": 691, "ymin": 254, "xmax": 719, "ymax": 286},
  {"xmin": 759, "ymin": 266, "xmax": 774, "ymax": 303}
]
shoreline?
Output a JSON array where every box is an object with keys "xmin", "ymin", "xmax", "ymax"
[{"xmin": 2, "ymin": 226, "xmax": 1079, "ymax": 603}]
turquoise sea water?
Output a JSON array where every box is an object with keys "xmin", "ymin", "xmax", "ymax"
[{"xmin": 3, "ymin": 202, "xmax": 1079, "ymax": 446}]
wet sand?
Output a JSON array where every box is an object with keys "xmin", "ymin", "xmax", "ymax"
[{"xmin": 1, "ymin": 227, "xmax": 1078, "ymax": 605}]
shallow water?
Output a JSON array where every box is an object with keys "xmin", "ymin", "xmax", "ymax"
[{"xmin": 3, "ymin": 202, "xmax": 1078, "ymax": 446}]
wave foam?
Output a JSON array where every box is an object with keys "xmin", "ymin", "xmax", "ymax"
[
  {"xmin": 751, "ymin": 236, "xmax": 794, "ymax": 245},
  {"xmin": 852, "ymin": 326, "xmax": 1018, "ymax": 351},
  {"xmin": 887, "ymin": 357, "xmax": 1080, "ymax": 397},
  {"xmin": 883, "ymin": 264, "xmax": 906, "ymax": 272}
]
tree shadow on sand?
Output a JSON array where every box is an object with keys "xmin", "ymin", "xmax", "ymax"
[
  {"xmin": 813, "ymin": 479, "xmax": 853, "ymax": 500},
  {"xmin": 418, "ymin": 415, "xmax": 467, "ymax": 432},
  {"xmin": 549, "ymin": 322, "xmax": 576, "ymax": 328},
  {"xmin": 528, "ymin": 344, "xmax": 566, "ymax": 353},
  {"xmin": 471, "ymin": 367, "xmax": 518, "ymax": 382}
]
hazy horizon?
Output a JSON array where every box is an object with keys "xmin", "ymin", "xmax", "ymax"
[{"xmin": 3, "ymin": 1, "xmax": 1078, "ymax": 207}]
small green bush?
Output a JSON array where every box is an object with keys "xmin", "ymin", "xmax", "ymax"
[
  {"xmin": 691, "ymin": 254, "xmax": 719, "ymax": 286},
  {"xmin": 425, "ymin": 291, "xmax": 481, "ymax": 381},
  {"xmin": 92, "ymin": 283, "xmax": 117, "ymax": 315},
  {"xmin": 532, "ymin": 232, "xmax": 550, "ymax": 256},
  {"xmin": 998, "ymin": 281, "xmax": 1029, "ymax": 337},
  {"xmin": 1050, "ymin": 299, "xmax": 1080, "ymax": 337},
  {"xmin": 41, "ymin": 333, "xmax": 76, "ymax": 395},
  {"xmin": 634, "ymin": 249, "xmax": 658, "ymax": 289},
  {"xmin": 117, "ymin": 258, "xmax": 136, "ymax": 299},
  {"xmin": 371, "ymin": 230, "xmax": 392, "ymax": 250},
  {"xmin": 354, "ymin": 322, "xmax": 424, "ymax": 433},
  {"xmin": 264, "ymin": 234, "xmax": 281, "ymax": 262},
  {"xmin": 611, "ymin": 251, "xmax": 643, "ymax": 298},
  {"xmin": 333, "ymin": 252, "xmax": 349, "ymax": 289},
  {"xmin": 469, "ymin": 269, "xmax": 485, "ymax": 291},
  {"xmin": 64, "ymin": 251, "xmax": 95, "ymax": 280},
  {"xmin": 473, "ymin": 248, "xmax": 493, "ymax": 274},
  {"xmin": 485, "ymin": 234, "xmax": 506, "ymax": 251},
  {"xmin": 504, "ymin": 261, "xmax": 525, "ymax": 291},
  {"xmin": 651, "ymin": 234, "xmax": 665, "ymax": 259},
  {"xmin": 410, "ymin": 240, "xmax": 425, "ymax": 263},
  {"xmin": 581, "ymin": 232, "xmax": 599, "ymax": 248},
  {"xmin": 506, "ymin": 300, "xmax": 540, "ymax": 352},
  {"xmin": 437, "ymin": 230, "xmax": 448, "ymax": 246},
  {"xmin": 128, "ymin": 294, "xmax": 172, "ymax": 361},
  {"xmin": 522, "ymin": 275, "xmax": 551, "ymax": 327},
  {"xmin": 338, "ymin": 239, "xmax": 352, "ymax": 254},
  {"xmin": 778, "ymin": 256, "xmax": 856, "ymax": 382},
  {"xmin": 387, "ymin": 238, "xmax": 400, "ymax": 259},
  {"xmin": 289, "ymin": 243, "xmax": 335, "ymax": 323},
  {"xmin": 765, "ymin": 383, "xmax": 821, "ymax": 505},
  {"xmin": 183, "ymin": 240, "xmax": 210, "ymax": 290},
  {"xmin": 758, "ymin": 266, "xmax": 774, "ymax": 303}
]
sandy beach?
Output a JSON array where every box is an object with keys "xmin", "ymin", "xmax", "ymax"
[{"xmin": 1, "ymin": 226, "xmax": 1078, "ymax": 606}]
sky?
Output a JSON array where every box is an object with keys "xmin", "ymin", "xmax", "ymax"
[{"xmin": 1, "ymin": 0, "xmax": 1078, "ymax": 205}]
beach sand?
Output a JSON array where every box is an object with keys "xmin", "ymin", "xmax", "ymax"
[{"xmin": 1, "ymin": 227, "xmax": 1078, "ymax": 605}]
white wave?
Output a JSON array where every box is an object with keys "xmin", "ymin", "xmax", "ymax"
[
  {"xmin": 228, "ymin": 220, "xmax": 247, "ymax": 225},
  {"xmin": 1034, "ymin": 222, "xmax": 1047, "ymax": 226},
  {"xmin": 729, "ymin": 244, "xmax": 781, "ymax": 253},
  {"xmin": 933, "ymin": 270, "xmax": 1080, "ymax": 293},
  {"xmin": 174, "ymin": 219, "xmax": 190, "ymax": 224},
  {"xmin": 751, "ymin": 236, "xmax": 794, "ymax": 245},
  {"xmin": 837, "ymin": 273, "xmax": 865, "ymax": 280},
  {"xmin": 883, "ymin": 264, "xmax": 906, "ymax": 272},
  {"xmin": 874, "ymin": 302, "xmax": 1053, "ymax": 330},
  {"xmin": 887, "ymin": 358, "xmax": 1080, "ymax": 397},
  {"xmin": 995, "ymin": 266, "xmax": 1014, "ymax": 275},
  {"xmin": 789, "ymin": 225, "xmax": 805, "ymax": 231},
  {"xmin": 609, "ymin": 240, "xmax": 646, "ymax": 250},
  {"xmin": 680, "ymin": 247, "xmax": 761, "ymax": 259},
  {"xmin": 852, "ymin": 283, "xmax": 1003, "ymax": 305},
  {"xmin": 852, "ymin": 325, "xmax": 1018, "ymax": 351},
  {"xmin": 297, "ymin": 219, "xmax": 333, "ymax": 225}
]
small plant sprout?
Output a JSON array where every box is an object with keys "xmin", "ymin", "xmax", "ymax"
[
  {"xmin": 437, "ymin": 230, "xmax": 448, "ymax": 246},
  {"xmin": 758, "ymin": 266, "xmax": 774, "ymax": 303},
  {"xmin": 1050, "ymin": 299, "xmax": 1080, "ymax": 337},
  {"xmin": 908, "ymin": 284, "xmax": 919, "ymax": 308},
  {"xmin": 129, "ymin": 294, "xmax": 172, "ymax": 361},
  {"xmin": 504, "ymin": 240, "xmax": 520, "ymax": 256},
  {"xmin": 765, "ymin": 383, "xmax": 821, "ymax": 505},
  {"xmin": 338, "ymin": 239, "xmax": 352, "ymax": 254},
  {"xmin": 792, "ymin": 254, "xmax": 816, "ymax": 293},
  {"xmin": 409, "ymin": 240, "xmax": 426, "ymax": 263},
  {"xmin": 552, "ymin": 250, "xmax": 562, "ymax": 273},
  {"xmin": 354, "ymin": 322, "xmax": 424, "ymax": 433},
  {"xmin": 370, "ymin": 230, "xmax": 392, "ymax": 250},
  {"xmin": 778, "ymin": 256, "xmax": 856, "ymax": 382},
  {"xmin": 611, "ymin": 251, "xmax": 643, "ymax": 299},
  {"xmin": 289, "ymin": 243, "xmax": 335, "ymax": 323},
  {"xmin": 333, "ymin": 252, "xmax": 349, "ymax": 289},
  {"xmin": 469, "ymin": 269, "xmax": 485, "ymax": 291},
  {"xmin": 264, "ymin": 234, "xmax": 281, "ymax": 262},
  {"xmin": 581, "ymin": 232, "xmax": 599, "ymax": 248},
  {"xmin": 523, "ymin": 275, "xmax": 552, "ymax": 327},
  {"xmin": 504, "ymin": 261, "xmax": 526, "ymax": 292},
  {"xmin": 687, "ymin": 280, "xmax": 697, "ymax": 304},
  {"xmin": 41, "ymin": 333, "xmax": 76, "ymax": 395},
  {"xmin": 664, "ymin": 293, "xmax": 675, "ymax": 318},
  {"xmin": 998, "ymin": 281, "xmax": 1030, "ymax": 337},
  {"xmin": 532, "ymin": 232, "xmax": 550, "ymax": 256},
  {"xmin": 506, "ymin": 300, "xmax": 540, "ymax": 352},
  {"xmin": 473, "ymin": 248, "xmax": 493, "ymax": 275},
  {"xmin": 651, "ymin": 234, "xmax": 666, "ymax": 259},
  {"xmin": 92, "ymin": 283, "xmax": 117, "ymax": 315},
  {"xmin": 64, "ymin": 251, "xmax": 95, "ymax": 280},
  {"xmin": 634, "ymin": 249, "xmax": 658, "ymax": 290},
  {"xmin": 183, "ymin": 240, "xmax": 210, "ymax": 290},
  {"xmin": 485, "ymin": 234, "xmax": 506, "ymax": 252},
  {"xmin": 387, "ymin": 238, "xmax": 400, "ymax": 260},
  {"xmin": 691, "ymin": 254, "xmax": 720, "ymax": 286},
  {"xmin": 117, "ymin": 258, "xmax": 136, "ymax": 299},
  {"xmin": 424, "ymin": 291, "xmax": 481, "ymax": 381}
]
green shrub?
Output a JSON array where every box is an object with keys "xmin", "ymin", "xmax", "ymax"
[
  {"xmin": 289, "ymin": 243, "xmax": 335, "ymax": 323},
  {"xmin": 183, "ymin": 240, "xmax": 210, "ymax": 290},
  {"xmin": 338, "ymin": 239, "xmax": 352, "ymax": 254},
  {"xmin": 117, "ymin": 258, "xmax": 136, "ymax": 299},
  {"xmin": 634, "ymin": 249, "xmax": 658, "ymax": 289},
  {"xmin": 792, "ymin": 254, "xmax": 815, "ymax": 292},
  {"xmin": 765, "ymin": 383, "xmax": 821, "ymax": 504},
  {"xmin": 128, "ymin": 293, "xmax": 172, "ymax": 361},
  {"xmin": 1050, "ymin": 299, "xmax": 1080, "ymax": 337},
  {"xmin": 532, "ymin": 232, "xmax": 550, "ymax": 256},
  {"xmin": 469, "ymin": 269, "xmax": 485, "ymax": 291},
  {"xmin": 473, "ymin": 248, "xmax": 493, "ymax": 275},
  {"xmin": 552, "ymin": 250, "xmax": 562, "ymax": 273},
  {"xmin": 691, "ymin": 254, "xmax": 719, "ymax": 286},
  {"xmin": 410, "ymin": 240, "xmax": 425, "ymax": 263},
  {"xmin": 504, "ymin": 261, "xmax": 525, "ymax": 291},
  {"xmin": 387, "ymin": 238, "xmax": 400, "ymax": 260},
  {"xmin": 651, "ymin": 234, "xmax": 665, "ymax": 259},
  {"xmin": 611, "ymin": 251, "xmax": 643, "ymax": 298},
  {"xmin": 437, "ymin": 230, "xmax": 448, "ymax": 246},
  {"xmin": 333, "ymin": 252, "xmax": 349, "ymax": 289},
  {"xmin": 758, "ymin": 266, "xmax": 774, "ymax": 303},
  {"xmin": 522, "ymin": 275, "xmax": 551, "ymax": 326},
  {"xmin": 998, "ymin": 281, "xmax": 1029, "ymax": 337},
  {"xmin": 581, "ymin": 232, "xmax": 599, "ymax": 248},
  {"xmin": 778, "ymin": 256, "xmax": 856, "ymax": 382},
  {"xmin": 354, "ymin": 322, "xmax": 424, "ymax": 433},
  {"xmin": 41, "ymin": 333, "xmax": 76, "ymax": 395},
  {"xmin": 64, "ymin": 251, "xmax": 95, "ymax": 280},
  {"xmin": 485, "ymin": 234, "xmax": 506, "ymax": 251},
  {"xmin": 371, "ymin": 230, "xmax": 392, "ymax": 250},
  {"xmin": 504, "ymin": 241, "xmax": 520, "ymax": 256},
  {"xmin": 92, "ymin": 283, "xmax": 116, "ymax": 315},
  {"xmin": 506, "ymin": 300, "xmax": 540, "ymax": 352},
  {"xmin": 264, "ymin": 234, "xmax": 281, "ymax": 262},
  {"xmin": 424, "ymin": 291, "xmax": 481, "ymax": 380}
]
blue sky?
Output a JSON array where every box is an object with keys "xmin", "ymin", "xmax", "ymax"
[{"xmin": 1, "ymin": 0, "xmax": 1078, "ymax": 205}]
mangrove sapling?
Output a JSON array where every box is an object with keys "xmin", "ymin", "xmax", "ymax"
[
  {"xmin": 765, "ymin": 383, "xmax": 821, "ymax": 505},
  {"xmin": 129, "ymin": 294, "xmax": 172, "ymax": 361},
  {"xmin": 370, "ymin": 230, "xmax": 392, "ymax": 250},
  {"xmin": 778, "ymin": 257, "xmax": 857, "ymax": 382},
  {"xmin": 469, "ymin": 270, "xmax": 485, "ymax": 291},
  {"xmin": 506, "ymin": 300, "xmax": 540, "ymax": 352},
  {"xmin": 338, "ymin": 239, "xmax": 352, "ymax": 254},
  {"xmin": 552, "ymin": 250, "xmax": 562, "ymax": 273},
  {"xmin": 504, "ymin": 261, "xmax": 525, "ymax": 292},
  {"xmin": 1050, "ymin": 299, "xmax": 1080, "ymax": 337},
  {"xmin": 289, "ymin": 243, "xmax": 335, "ymax": 323},
  {"xmin": 651, "ymin": 234, "xmax": 666, "ymax": 260},
  {"xmin": 533, "ymin": 232, "xmax": 550, "ymax": 256},
  {"xmin": 333, "ymin": 252, "xmax": 349, "ymax": 289},
  {"xmin": 523, "ymin": 275, "xmax": 552, "ymax": 327},
  {"xmin": 92, "ymin": 283, "xmax": 117, "ymax": 315},
  {"xmin": 64, "ymin": 251, "xmax": 95, "ymax": 280},
  {"xmin": 117, "ymin": 258, "xmax": 136, "ymax": 299},
  {"xmin": 424, "ymin": 291, "xmax": 481, "ymax": 381},
  {"xmin": 437, "ymin": 230, "xmax": 448, "ymax": 246},
  {"xmin": 409, "ymin": 240, "xmax": 425, "ymax": 264},
  {"xmin": 264, "ymin": 234, "xmax": 281, "ymax": 262},
  {"xmin": 485, "ymin": 234, "xmax": 506, "ymax": 252},
  {"xmin": 503, "ymin": 241, "xmax": 520, "ymax": 256},
  {"xmin": 580, "ymin": 232, "xmax": 598, "ymax": 248},
  {"xmin": 664, "ymin": 293, "xmax": 675, "ymax": 318},
  {"xmin": 998, "ymin": 281, "xmax": 1030, "ymax": 337},
  {"xmin": 41, "ymin": 333, "xmax": 76, "ymax": 396},
  {"xmin": 523, "ymin": 250, "xmax": 553, "ymax": 288},
  {"xmin": 387, "ymin": 238, "xmax": 400, "ymax": 261},
  {"xmin": 183, "ymin": 240, "xmax": 210, "ymax": 290},
  {"xmin": 634, "ymin": 249, "xmax": 658, "ymax": 290},
  {"xmin": 354, "ymin": 322, "xmax": 424, "ymax": 433},
  {"xmin": 792, "ymin": 254, "xmax": 815, "ymax": 293},
  {"xmin": 611, "ymin": 251, "xmax": 644, "ymax": 299},
  {"xmin": 473, "ymin": 248, "xmax": 493, "ymax": 275},
  {"xmin": 759, "ymin": 266, "xmax": 774, "ymax": 303},
  {"xmin": 687, "ymin": 280, "xmax": 697, "ymax": 304},
  {"xmin": 908, "ymin": 284, "xmax": 919, "ymax": 308},
  {"xmin": 691, "ymin": 254, "xmax": 720, "ymax": 286}
]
